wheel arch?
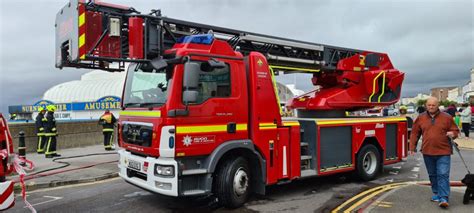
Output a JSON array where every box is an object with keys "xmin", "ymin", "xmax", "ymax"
[
  {"xmin": 358, "ymin": 136, "xmax": 384, "ymax": 159},
  {"xmin": 206, "ymin": 140, "xmax": 266, "ymax": 195}
]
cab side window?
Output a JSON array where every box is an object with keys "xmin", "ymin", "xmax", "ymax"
[{"xmin": 194, "ymin": 62, "xmax": 231, "ymax": 104}]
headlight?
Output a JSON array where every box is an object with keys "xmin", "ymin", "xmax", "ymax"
[{"xmin": 155, "ymin": 165, "xmax": 175, "ymax": 177}]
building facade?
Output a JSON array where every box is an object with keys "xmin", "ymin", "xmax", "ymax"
[
  {"xmin": 401, "ymin": 93, "xmax": 430, "ymax": 105},
  {"xmin": 431, "ymin": 87, "xmax": 457, "ymax": 101}
]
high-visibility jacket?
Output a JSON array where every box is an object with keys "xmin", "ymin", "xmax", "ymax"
[
  {"xmin": 44, "ymin": 111, "xmax": 57, "ymax": 136},
  {"xmin": 99, "ymin": 113, "xmax": 116, "ymax": 132},
  {"xmin": 35, "ymin": 112, "xmax": 46, "ymax": 135}
]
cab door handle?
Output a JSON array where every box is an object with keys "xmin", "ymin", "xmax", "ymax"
[{"xmin": 227, "ymin": 122, "xmax": 236, "ymax": 133}]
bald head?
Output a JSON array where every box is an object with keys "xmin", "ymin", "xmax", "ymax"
[{"xmin": 426, "ymin": 97, "xmax": 440, "ymax": 114}]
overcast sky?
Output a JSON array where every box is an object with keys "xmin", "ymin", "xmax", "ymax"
[{"xmin": 0, "ymin": 0, "xmax": 473, "ymax": 114}]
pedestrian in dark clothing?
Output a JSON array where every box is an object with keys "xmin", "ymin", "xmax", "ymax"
[
  {"xmin": 410, "ymin": 97, "xmax": 459, "ymax": 208},
  {"xmin": 44, "ymin": 105, "xmax": 60, "ymax": 158},
  {"xmin": 460, "ymin": 103, "xmax": 471, "ymax": 137},
  {"xmin": 445, "ymin": 104, "xmax": 456, "ymax": 117},
  {"xmin": 417, "ymin": 105, "xmax": 426, "ymax": 114},
  {"xmin": 35, "ymin": 107, "xmax": 47, "ymax": 153},
  {"xmin": 400, "ymin": 106, "xmax": 413, "ymax": 139},
  {"xmin": 99, "ymin": 110, "xmax": 117, "ymax": 151}
]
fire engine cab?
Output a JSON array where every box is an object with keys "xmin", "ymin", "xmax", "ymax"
[{"xmin": 55, "ymin": 0, "xmax": 407, "ymax": 208}]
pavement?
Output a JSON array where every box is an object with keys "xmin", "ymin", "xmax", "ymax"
[
  {"xmin": 453, "ymin": 136, "xmax": 474, "ymax": 149},
  {"xmin": 6, "ymin": 137, "xmax": 474, "ymax": 212},
  {"xmin": 343, "ymin": 137, "xmax": 474, "ymax": 212},
  {"xmin": 9, "ymin": 144, "xmax": 119, "ymax": 193},
  {"xmin": 367, "ymin": 183, "xmax": 471, "ymax": 212}
]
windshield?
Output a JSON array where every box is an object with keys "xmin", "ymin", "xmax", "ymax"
[{"xmin": 123, "ymin": 63, "xmax": 173, "ymax": 107}]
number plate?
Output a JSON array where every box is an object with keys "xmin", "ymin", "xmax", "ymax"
[{"xmin": 127, "ymin": 159, "xmax": 141, "ymax": 171}]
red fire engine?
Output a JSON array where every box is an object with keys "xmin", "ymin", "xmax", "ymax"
[{"xmin": 55, "ymin": 0, "xmax": 407, "ymax": 208}]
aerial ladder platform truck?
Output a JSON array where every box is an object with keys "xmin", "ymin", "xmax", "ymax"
[{"xmin": 55, "ymin": 0, "xmax": 407, "ymax": 208}]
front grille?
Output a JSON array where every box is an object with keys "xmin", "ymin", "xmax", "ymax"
[
  {"xmin": 122, "ymin": 123, "xmax": 153, "ymax": 147},
  {"xmin": 127, "ymin": 168, "xmax": 147, "ymax": 181}
]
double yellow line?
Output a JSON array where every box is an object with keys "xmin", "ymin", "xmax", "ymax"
[{"xmin": 331, "ymin": 182, "xmax": 412, "ymax": 212}]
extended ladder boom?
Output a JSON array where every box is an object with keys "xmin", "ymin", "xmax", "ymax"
[{"xmin": 56, "ymin": 0, "xmax": 365, "ymax": 72}]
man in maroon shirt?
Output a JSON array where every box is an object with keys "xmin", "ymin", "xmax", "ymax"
[{"xmin": 410, "ymin": 97, "xmax": 459, "ymax": 208}]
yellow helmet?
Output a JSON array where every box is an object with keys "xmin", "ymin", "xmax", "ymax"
[
  {"xmin": 399, "ymin": 105, "xmax": 407, "ymax": 110},
  {"xmin": 38, "ymin": 106, "xmax": 45, "ymax": 112},
  {"xmin": 46, "ymin": 105, "xmax": 56, "ymax": 112}
]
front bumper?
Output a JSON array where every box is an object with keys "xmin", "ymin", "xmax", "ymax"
[{"xmin": 118, "ymin": 149, "xmax": 178, "ymax": 196}]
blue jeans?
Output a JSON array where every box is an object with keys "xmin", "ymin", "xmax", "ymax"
[{"xmin": 423, "ymin": 155, "xmax": 451, "ymax": 201}]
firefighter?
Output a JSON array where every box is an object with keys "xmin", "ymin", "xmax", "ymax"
[
  {"xmin": 35, "ymin": 107, "xmax": 47, "ymax": 154},
  {"xmin": 44, "ymin": 105, "xmax": 60, "ymax": 158},
  {"xmin": 99, "ymin": 109, "xmax": 116, "ymax": 151}
]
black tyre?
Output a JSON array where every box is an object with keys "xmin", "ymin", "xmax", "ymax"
[
  {"xmin": 356, "ymin": 144, "xmax": 381, "ymax": 181},
  {"xmin": 214, "ymin": 157, "xmax": 250, "ymax": 209}
]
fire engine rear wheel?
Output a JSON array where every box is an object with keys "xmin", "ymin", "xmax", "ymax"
[
  {"xmin": 214, "ymin": 156, "xmax": 250, "ymax": 209},
  {"xmin": 356, "ymin": 144, "xmax": 381, "ymax": 181}
]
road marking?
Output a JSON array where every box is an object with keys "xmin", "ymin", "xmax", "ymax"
[
  {"xmin": 411, "ymin": 167, "xmax": 420, "ymax": 172},
  {"xmin": 331, "ymin": 182, "xmax": 409, "ymax": 212},
  {"xmin": 25, "ymin": 196, "xmax": 63, "ymax": 208},
  {"xmin": 389, "ymin": 171, "xmax": 399, "ymax": 175},
  {"xmin": 392, "ymin": 166, "xmax": 401, "ymax": 169},
  {"xmin": 124, "ymin": 191, "xmax": 152, "ymax": 198},
  {"xmin": 376, "ymin": 201, "xmax": 393, "ymax": 205},
  {"xmin": 344, "ymin": 185, "xmax": 404, "ymax": 212},
  {"xmin": 409, "ymin": 174, "xmax": 419, "ymax": 179},
  {"xmin": 386, "ymin": 179, "xmax": 394, "ymax": 183},
  {"xmin": 24, "ymin": 177, "xmax": 121, "ymax": 194},
  {"xmin": 373, "ymin": 200, "xmax": 393, "ymax": 208}
]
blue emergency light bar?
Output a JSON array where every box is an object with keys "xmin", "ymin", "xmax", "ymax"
[{"xmin": 177, "ymin": 34, "xmax": 214, "ymax": 45}]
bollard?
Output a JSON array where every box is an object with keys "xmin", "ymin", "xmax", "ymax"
[{"xmin": 18, "ymin": 131, "xmax": 26, "ymax": 166}]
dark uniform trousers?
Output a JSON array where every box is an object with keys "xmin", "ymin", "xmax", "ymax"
[
  {"xmin": 103, "ymin": 128, "xmax": 114, "ymax": 149},
  {"xmin": 45, "ymin": 132, "xmax": 57, "ymax": 155},
  {"xmin": 35, "ymin": 114, "xmax": 48, "ymax": 153},
  {"xmin": 44, "ymin": 111, "xmax": 58, "ymax": 157},
  {"xmin": 37, "ymin": 133, "xmax": 46, "ymax": 153}
]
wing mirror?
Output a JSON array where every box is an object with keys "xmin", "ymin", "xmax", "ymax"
[{"xmin": 201, "ymin": 58, "xmax": 226, "ymax": 72}]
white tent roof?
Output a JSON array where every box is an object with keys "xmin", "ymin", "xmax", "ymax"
[{"xmin": 43, "ymin": 70, "xmax": 126, "ymax": 103}]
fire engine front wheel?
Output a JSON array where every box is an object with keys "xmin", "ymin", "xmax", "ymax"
[
  {"xmin": 356, "ymin": 144, "xmax": 381, "ymax": 181},
  {"xmin": 214, "ymin": 156, "xmax": 250, "ymax": 209}
]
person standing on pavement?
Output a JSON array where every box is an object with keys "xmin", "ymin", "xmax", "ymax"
[
  {"xmin": 400, "ymin": 105, "xmax": 413, "ymax": 140},
  {"xmin": 44, "ymin": 105, "xmax": 61, "ymax": 158},
  {"xmin": 409, "ymin": 97, "xmax": 459, "ymax": 208},
  {"xmin": 35, "ymin": 107, "xmax": 47, "ymax": 153},
  {"xmin": 460, "ymin": 103, "xmax": 471, "ymax": 138},
  {"xmin": 446, "ymin": 104, "xmax": 456, "ymax": 117},
  {"xmin": 417, "ymin": 105, "xmax": 426, "ymax": 114},
  {"xmin": 99, "ymin": 109, "xmax": 117, "ymax": 151}
]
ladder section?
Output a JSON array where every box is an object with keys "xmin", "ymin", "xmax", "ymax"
[
  {"xmin": 56, "ymin": 0, "xmax": 366, "ymax": 72},
  {"xmin": 161, "ymin": 16, "xmax": 363, "ymax": 71}
]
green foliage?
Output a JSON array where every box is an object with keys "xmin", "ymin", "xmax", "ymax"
[
  {"xmin": 417, "ymin": 99, "xmax": 427, "ymax": 107},
  {"xmin": 416, "ymin": 99, "xmax": 457, "ymax": 107},
  {"xmin": 439, "ymin": 100, "xmax": 458, "ymax": 107}
]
